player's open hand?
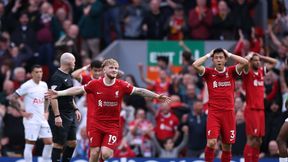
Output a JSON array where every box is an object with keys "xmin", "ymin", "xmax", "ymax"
[
  {"xmin": 45, "ymin": 89, "xmax": 58, "ymax": 99},
  {"xmin": 75, "ymin": 110, "xmax": 81, "ymax": 122},
  {"xmin": 158, "ymin": 94, "xmax": 171, "ymax": 104},
  {"xmin": 55, "ymin": 116, "xmax": 63, "ymax": 127}
]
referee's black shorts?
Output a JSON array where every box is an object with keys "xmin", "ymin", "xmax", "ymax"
[{"xmin": 48, "ymin": 113, "xmax": 77, "ymax": 145}]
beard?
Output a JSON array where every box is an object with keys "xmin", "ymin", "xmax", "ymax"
[{"xmin": 106, "ymin": 73, "xmax": 116, "ymax": 80}]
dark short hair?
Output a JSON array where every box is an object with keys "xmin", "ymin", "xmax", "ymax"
[
  {"xmin": 163, "ymin": 137, "xmax": 174, "ymax": 145},
  {"xmin": 19, "ymin": 11, "xmax": 29, "ymax": 20},
  {"xmin": 182, "ymin": 51, "xmax": 192, "ymax": 61},
  {"xmin": 157, "ymin": 56, "xmax": 169, "ymax": 65},
  {"xmin": 212, "ymin": 48, "xmax": 226, "ymax": 57},
  {"xmin": 31, "ymin": 64, "xmax": 42, "ymax": 72},
  {"xmin": 91, "ymin": 60, "xmax": 102, "ymax": 68}
]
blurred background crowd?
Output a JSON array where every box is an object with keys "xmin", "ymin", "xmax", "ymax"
[{"xmin": 0, "ymin": 0, "xmax": 288, "ymax": 159}]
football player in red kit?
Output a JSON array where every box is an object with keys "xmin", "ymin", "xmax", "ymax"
[
  {"xmin": 192, "ymin": 48, "xmax": 248, "ymax": 162},
  {"xmin": 46, "ymin": 59, "xmax": 170, "ymax": 162},
  {"xmin": 242, "ymin": 52, "xmax": 277, "ymax": 162}
]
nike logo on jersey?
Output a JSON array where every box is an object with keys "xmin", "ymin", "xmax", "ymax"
[
  {"xmin": 96, "ymin": 92, "xmax": 103, "ymax": 94},
  {"xmin": 64, "ymin": 79, "xmax": 68, "ymax": 82}
]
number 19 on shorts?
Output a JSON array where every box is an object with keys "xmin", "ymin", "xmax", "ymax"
[{"xmin": 108, "ymin": 135, "xmax": 117, "ymax": 145}]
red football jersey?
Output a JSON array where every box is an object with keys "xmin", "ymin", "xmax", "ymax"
[
  {"xmin": 154, "ymin": 112, "xmax": 179, "ymax": 140},
  {"xmin": 242, "ymin": 67, "xmax": 266, "ymax": 110},
  {"xmin": 202, "ymin": 66, "xmax": 240, "ymax": 111},
  {"xmin": 81, "ymin": 72, "xmax": 93, "ymax": 85},
  {"xmin": 80, "ymin": 72, "xmax": 94, "ymax": 134},
  {"xmin": 84, "ymin": 78, "xmax": 134, "ymax": 130}
]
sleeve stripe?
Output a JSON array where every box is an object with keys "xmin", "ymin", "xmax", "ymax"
[
  {"xmin": 130, "ymin": 87, "xmax": 135, "ymax": 95},
  {"xmin": 82, "ymin": 85, "xmax": 86, "ymax": 93},
  {"xmin": 199, "ymin": 68, "xmax": 205, "ymax": 76},
  {"xmin": 264, "ymin": 66, "xmax": 267, "ymax": 76},
  {"xmin": 14, "ymin": 91, "xmax": 21, "ymax": 97},
  {"xmin": 235, "ymin": 64, "xmax": 242, "ymax": 75}
]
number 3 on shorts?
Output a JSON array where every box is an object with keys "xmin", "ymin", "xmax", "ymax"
[
  {"xmin": 230, "ymin": 130, "xmax": 235, "ymax": 139},
  {"xmin": 108, "ymin": 135, "xmax": 117, "ymax": 144}
]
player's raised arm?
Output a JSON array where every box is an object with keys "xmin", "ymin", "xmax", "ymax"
[
  {"xmin": 137, "ymin": 63, "xmax": 155, "ymax": 85},
  {"xmin": 192, "ymin": 50, "xmax": 213, "ymax": 75},
  {"xmin": 243, "ymin": 52, "xmax": 254, "ymax": 73},
  {"xmin": 132, "ymin": 87, "xmax": 170, "ymax": 103},
  {"xmin": 45, "ymin": 86, "xmax": 85, "ymax": 99},
  {"xmin": 258, "ymin": 54, "xmax": 278, "ymax": 70},
  {"xmin": 223, "ymin": 49, "xmax": 249, "ymax": 73},
  {"xmin": 71, "ymin": 64, "xmax": 90, "ymax": 82}
]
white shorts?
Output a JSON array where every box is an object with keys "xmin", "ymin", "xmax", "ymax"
[
  {"xmin": 24, "ymin": 122, "xmax": 52, "ymax": 141},
  {"xmin": 285, "ymin": 118, "xmax": 288, "ymax": 122}
]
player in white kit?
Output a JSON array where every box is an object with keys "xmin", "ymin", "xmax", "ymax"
[
  {"xmin": 277, "ymin": 115, "xmax": 288, "ymax": 162},
  {"xmin": 9, "ymin": 65, "xmax": 53, "ymax": 162}
]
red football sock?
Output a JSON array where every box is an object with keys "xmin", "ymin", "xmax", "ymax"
[
  {"xmin": 221, "ymin": 150, "xmax": 232, "ymax": 162},
  {"xmin": 205, "ymin": 146, "xmax": 215, "ymax": 162},
  {"xmin": 244, "ymin": 144, "xmax": 253, "ymax": 162},
  {"xmin": 252, "ymin": 147, "xmax": 260, "ymax": 162}
]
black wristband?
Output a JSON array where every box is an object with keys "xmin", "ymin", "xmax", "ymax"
[
  {"xmin": 55, "ymin": 115, "xmax": 60, "ymax": 118},
  {"xmin": 74, "ymin": 108, "xmax": 79, "ymax": 112}
]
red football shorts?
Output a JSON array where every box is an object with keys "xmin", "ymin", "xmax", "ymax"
[
  {"xmin": 89, "ymin": 127, "xmax": 119, "ymax": 150},
  {"xmin": 244, "ymin": 108, "xmax": 265, "ymax": 137},
  {"xmin": 207, "ymin": 110, "xmax": 236, "ymax": 144}
]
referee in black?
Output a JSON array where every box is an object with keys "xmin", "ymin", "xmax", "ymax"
[{"xmin": 49, "ymin": 52, "xmax": 81, "ymax": 162}]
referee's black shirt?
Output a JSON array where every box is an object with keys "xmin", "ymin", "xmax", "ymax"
[{"xmin": 50, "ymin": 69, "xmax": 75, "ymax": 114}]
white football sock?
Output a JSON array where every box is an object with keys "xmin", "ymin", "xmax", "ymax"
[
  {"xmin": 279, "ymin": 157, "xmax": 288, "ymax": 162},
  {"xmin": 42, "ymin": 144, "xmax": 53, "ymax": 162},
  {"xmin": 24, "ymin": 144, "xmax": 34, "ymax": 162}
]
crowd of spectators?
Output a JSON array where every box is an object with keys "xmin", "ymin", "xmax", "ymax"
[{"xmin": 0, "ymin": 0, "xmax": 287, "ymax": 159}]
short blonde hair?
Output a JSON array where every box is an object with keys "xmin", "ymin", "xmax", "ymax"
[{"xmin": 102, "ymin": 58, "xmax": 119, "ymax": 68}]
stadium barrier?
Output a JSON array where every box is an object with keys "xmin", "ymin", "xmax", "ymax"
[{"xmin": 0, "ymin": 157, "xmax": 280, "ymax": 162}]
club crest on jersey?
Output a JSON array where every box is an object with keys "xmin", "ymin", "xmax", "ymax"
[
  {"xmin": 98, "ymin": 100, "xmax": 103, "ymax": 107},
  {"xmin": 225, "ymin": 72, "xmax": 229, "ymax": 78},
  {"xmin": 213, "ymin": 81, "xmax": 218, "ymax": 88},
  {"xmin": 115, "ymin": 91, "xmax": 119, "ymax": 98}
]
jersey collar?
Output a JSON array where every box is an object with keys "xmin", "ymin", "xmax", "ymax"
[
  {"xmin": 214, "ymin": 67, "xmax": 226, "ymax": 73},
  {"xmin": 103, "ymin": 78, "xmax": 116, "ymax": 86}
]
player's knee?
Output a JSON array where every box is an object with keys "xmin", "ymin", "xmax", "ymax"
[
  {"xmin": 276, "ymin": 137, "xmax": 284, "ymax": 145},
  {"xmin": 222, "ymin": 143, "xmax": 232, "ymax": 151},
  {"xmin": 53, "ymin": 143, "xmax": 63, "ymax": 149},
  {"xmin": 101, "ymin": 151, "xmax": 113, "ymax": 160},
  {"xmin": 66, "ymin": 140, "xmax": 77, "ymax": 148},
  {"xmin": 43, "ymin": 138, "xmax": 53, "ymax": 145},
  {"xmin": 255, "ymin": 138, "xmax": 262, "ymax": 146},
  {"xmin": 207, "ymin": 139, "xmax": 217, "ymax": 148},
  {"xmin": 90, "ymin": 148, "xmax": 100, "ymax": 158}
]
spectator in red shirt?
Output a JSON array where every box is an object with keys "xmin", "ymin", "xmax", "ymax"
[
  {"xmin": 154, "ymin": 102, "xmax": 180, "ymax": 143},
  {"xmin": 167, "ymin": 5, "xmax": 188, "ymax": 40},
  {"xmin": 114, "ymin": 138, "xmax": 136, "ymax": 158},
  {"xmin": 188, "ymin": 0, "xmax": 213, "ymax": 39}
]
